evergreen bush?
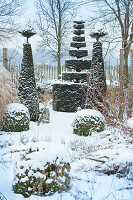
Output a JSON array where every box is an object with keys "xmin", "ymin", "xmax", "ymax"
[
  {"xmin": 3, "ymin": 103, "xmax": 30, "ymax": 132},
  {"xmin": 73, "ymin": 109, "xmax": 105, "ymax": 136},
  {"xmin": 13, "ymin": 143, "xmax": 71, "ymax": 197}
]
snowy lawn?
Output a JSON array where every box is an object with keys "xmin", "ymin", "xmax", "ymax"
[{"xmin": 0, "ymin": 105, "xmax": 133, "ymax": 200}]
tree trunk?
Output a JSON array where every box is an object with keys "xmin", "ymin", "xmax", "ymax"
[
  {"xmin": 128, "ymin": 49, "xmax": 133, "ymax": 117},
  {"xmin": 57, "ymin": 0, "xmax": 62, "ymax": 80},
  {"xmin": 119, "ymin": 49, "xmax": 124, "ymax": 121},
  {"xmin": 123, "ymin": 51, "xmax": 129, "ymax": 81},
  {"xmin": 57, "ymin": 47, "xmax": 61, "ymax": 80}
]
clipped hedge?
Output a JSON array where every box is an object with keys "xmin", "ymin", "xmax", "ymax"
[
  {"xmin": 73, "ymin": 24, "xmax": 84, "ymax": 29},
  {"xmin": 74, "ymin": 30, "xmax": 84, "ymax": 35},
  {"xmin": 2, "ymin": 103, "xmax": 30, "ymax": 132},
  {"xmin": 62, "ymin": 72, "xmax": 90, "ymax": 83},
  {"xmin": 70, "ymin": 42, "xmax": 86, "ymax": 49},
  {"xmin": 13, "ymin": 143, "xmax": 71, "ymax": 197},
  {"xmin": 73, "ymin": 36, "xmax": 85, "ymax": 42},
  {"xmin": 73, "ymin": 109, "xmax": 105, "ymax": 136},
  {"xmin": 65, "ymin": 60, "xmax": 91, "ymax": 71},
  {"xmin": 69, "ymin": 50, "xmax": 88, "ymax": 58},
  {"xmin": 53, "ymin": 83, "xmax": 87, "ymax": 112}
]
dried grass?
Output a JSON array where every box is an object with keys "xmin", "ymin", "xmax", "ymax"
[
  {"xmin": 0, "ymin": 66, "xmax": 18, "ymax": 124},
  {"xmin": 85, "ymin": 79, "xmax": 132, "ymax": 133}
]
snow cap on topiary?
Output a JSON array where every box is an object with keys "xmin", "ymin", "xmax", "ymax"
[{"xmin": 5, "ymin": 103, "xmax": 29, "ymax": 114}]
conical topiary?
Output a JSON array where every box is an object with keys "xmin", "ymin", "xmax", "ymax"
[
  {"xmin": 88, "ymin": 31, "xmax": 107, "ymax": 111},
  {"xmin": 18, "ymin": 43, "xmax": 39, "ymax": 121}
]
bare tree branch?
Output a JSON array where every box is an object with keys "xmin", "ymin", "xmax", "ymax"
[{"xmin": 35, "ymin": 0, "xmax": 75, "ymax": 79}]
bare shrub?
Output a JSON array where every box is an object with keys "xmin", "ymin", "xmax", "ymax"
[
  {"xmin": 85, "ymin": 71, "xmax": 132, "ymax": 132},
  {"xmin": 42, "ymin": 89, "xmax": 52, "ymax": 103}
]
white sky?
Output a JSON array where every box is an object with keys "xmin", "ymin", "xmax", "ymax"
[{"xmin": 1, "ymin": 0, "xmax": 128, "ymax": 64}]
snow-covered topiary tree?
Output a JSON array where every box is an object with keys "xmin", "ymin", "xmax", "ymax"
[{"xmin": 18, "ymin": 40, "xmax": 39, "ymax": 121}]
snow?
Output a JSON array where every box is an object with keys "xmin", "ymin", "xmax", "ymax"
[
  {"xmin": 0, "ymin": 104, "xmax": 133, "ymax": 200},
  {"xmin": 127, "ymin": 117, "xmax": 133, "ymax": 129},
  {"xmin": 6, "ymin": 103, "xmax": 29, "ymax": 114},
  {"xmin": 75, "ymin": 108, "xmax": 104, "ymax": 119},
  {"xmin": 106, "ymin": 80, "xmax": 119, "ymax": 86}
]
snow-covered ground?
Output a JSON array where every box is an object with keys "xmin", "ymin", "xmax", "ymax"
[{"xmin": 0, "ymin": 105, "xmax": 133, "ymax": 200}]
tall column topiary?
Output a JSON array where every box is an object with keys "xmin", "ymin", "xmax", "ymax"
[
  {"xmin": 18, "ymin": 30, "xmax": 39, "ymax": 121},
  {"xmin": 88, "ymin": 31, "xmax": 107, "ymax": 110}
]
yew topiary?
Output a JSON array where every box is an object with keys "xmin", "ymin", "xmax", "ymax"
[
  {"xmin": 13, "ymin": 143, "xmax": 71, "ymax": 197},
  {"xmin": 2, "ymin": 103, "xmax": 30, "ymax": 132},
  {"xmin": 73, "ymin": 109, "xmax": 105, "ymax": 136},
  {"xmin": 18, "ymin": 43, "xmax": 39, "ymax": 121}
]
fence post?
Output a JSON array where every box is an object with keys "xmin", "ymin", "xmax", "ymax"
[{"xmin": 3, "ymin": 48, "xmax": 8, "ymax": 71}]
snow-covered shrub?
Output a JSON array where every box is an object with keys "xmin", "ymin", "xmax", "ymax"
[
  {"xmin": 53, "ymin": 83, "xmax": 87, "ymax": 112},
  {"xmin": 0, "ymin": 66, "xmax": 17, "ymax": 129},
  {"xmin": 73, "ymin": 109, "xmax": 105, "ymax": 136},
  {"xmin": 3, "ymin": 103, "xmax": 30, "ymax": 132},
  {"xmin": 13, "ymin": 142, "xmax": 71, "ymax": 197}
]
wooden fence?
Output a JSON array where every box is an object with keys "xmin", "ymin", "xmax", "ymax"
[{"xmin": 9, "ymin": 64, "xmax": 120, "ymax": 89}]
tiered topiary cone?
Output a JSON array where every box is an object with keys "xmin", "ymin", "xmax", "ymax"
[
  {"xmin": 53, "ymin": 21, "xmax": 91, "ymax": 112},
  {"xmin": 63, "ymin": 20, "xmax": 91, "ymax": 82}
]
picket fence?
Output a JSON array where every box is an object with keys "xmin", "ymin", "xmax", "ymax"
[{"xmin": 9, "ymin": 64, "xmax": 119, "ymax": 88}]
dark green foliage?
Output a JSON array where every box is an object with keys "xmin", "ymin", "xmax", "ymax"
[
  {"xmin": 3, "ymin": 107, "xmax": 30, "ymax": 132},
  {"xmin": 62, "ymin": 72, "xmax": 90, "ymax": 83},
  {"xmin": 73, "ymin": 36, "xmax": 85, "ymax": 42},
  {"xmin": 74, "ymin": 29, "xmax": 84, "ymax": 35},
  {"xmin": 73, "ymin": 21, "xmax": 85, "ymax": 24},
  {"xmin": 18, "ymin": 44, "xmax": 39, "ymax": 121},
  {"xmin": 73, "ymin": 24, "xmax": 84, "ymax": 29},
  {"xmin": 88, "ymin": 42, "xmax": 107, "ymax": 112},
  {"xmin": 70, "ymin": 42, "xmax": 86, "ymax": 49},
  {"xmin": 90, "ymin": 31, "xmax": 107, "ymax": 41},
  {"xmin": 19, "ymin": 30, "xmax": 36, "ymax": 40},
  {"xmin": 13, "ymin": 158, "xmax": 70, "ymax": 197},
  {"xmin": 53, "ymin": 21, "xmax": 90, "ymax": 112},
  {"xmin": 65, "ymin": 60, "xmax": 91, "ymax": 71},
  {"xmin": 69, "ymin": 50, "xmax": 88, "ymax": 58},
  {"xmin": 90, "ymin": 42, "xmax": 107, "ymax": 93},
  {"xmin": 53, "ymin": 83, "xmax": 87, "ymax": 112},
  {"xmin": 73, "ymin": 115, "xmax": 105, "ymax": 136}
]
